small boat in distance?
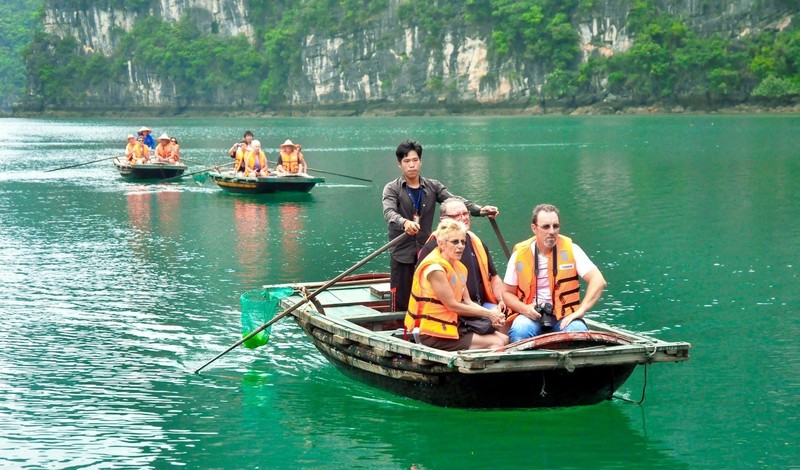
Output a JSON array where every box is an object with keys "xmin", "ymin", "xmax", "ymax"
[
  {"xmin": 208, "ymin": 170, "xmax": 325, "ymax": 194},
  {"xmin": 114, "ymin": 156, "xmax": 187, "ymax": 180},
  {"xmin": 266, "ymin": 274, "xmax": 691, "ymax": 409}
]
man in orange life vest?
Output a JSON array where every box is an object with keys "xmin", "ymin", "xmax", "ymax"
[
  {"xmin": 417, "ymin": 198, "xmax": 506, "ymax": 313},
  {"xmin": 502, "ymin": 204, "xmax": 607, "ymax": 342},
  {"xmin": 382, "ymin": 139, "xmax": 498, "ymax": 312}
]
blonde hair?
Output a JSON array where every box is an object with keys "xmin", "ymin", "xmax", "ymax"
[{"xmin": 433, "ymin": 219, "xmax": 467, "ymax": 243}]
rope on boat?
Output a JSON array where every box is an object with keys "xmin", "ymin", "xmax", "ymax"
[
  {"xmin": 613, "ymin": 363, "xmax": 649, "ymax": 406},
  {"xmin": 540, "ymin": 373, "xmax": 547, "ymax": 397},
  {"xmin": 556, "ymin": 351, "xmax": 576, "ymax": 372}
]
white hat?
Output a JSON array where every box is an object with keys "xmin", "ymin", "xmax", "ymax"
[
  {"xmin": 138, "ymin": 126, "xmax": 151, "ymax": 133},
  {"xmin": 157, "ymin": 133, "xmax": 170, "ymax": 141},
  {"xmin": 126, "ymin": 134, "xmax": 135, "ymax": 139},
  {"xmin": 280, "ymin": 139, "xmax": 298, "ymax": 148},
  {"xmin": 252, "ymin": 140, "xmax": 261, "ymax": 147}
]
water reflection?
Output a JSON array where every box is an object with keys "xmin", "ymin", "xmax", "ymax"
[{"xmin": 233, "ymin": 199, "xmax": 270, "ymax": 286}]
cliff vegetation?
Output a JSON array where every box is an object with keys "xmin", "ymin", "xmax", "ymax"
[{"xmin": 6, "ymin": 0, "xmax": 800, "ymax": 115}]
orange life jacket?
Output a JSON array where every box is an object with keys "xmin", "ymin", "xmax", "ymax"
[
  {"xmin": 155, "ymin": 143, "xmax": 173, "ymax": 159},
  {"xmin": 512, "ymin": 235, "xmax": 580, "ymax": 320},
  {"xmin": 234, "ymin": 147, "xmax": 246, "ymax": 171},
  {"xmin": 126, "ymin": 143, "xmax": 137, "ymax": 162},
  {"xmin": 279, "ymin": 150, "xmax": 300, "ymax": 173},
  {"xmin": 404, "ymin": 248, "xmax": 467, "ymax": 339},
  {"xmin": 424, "ymin": 231, "xmax": 497, "ymax": 304},
  {"xmin": 246, "ymin": 150, "xmax": 267, "ymax": 172}
]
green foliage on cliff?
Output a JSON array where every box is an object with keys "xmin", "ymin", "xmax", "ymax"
[
  {"xmin": 576, "ymin": 1, "xmax": 800, "ymax": 104},
  {"xmin": 15, "ymin": 0, "xmax": 800, "ymax": 111},
  {"xmin": 0, "ymin": 0, "xmax": 42, "ymax": 110}
]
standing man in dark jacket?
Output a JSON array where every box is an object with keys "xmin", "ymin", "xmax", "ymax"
[{"xmin": 382, "ymin": 140, "xmax": 498, "ymax": 312}]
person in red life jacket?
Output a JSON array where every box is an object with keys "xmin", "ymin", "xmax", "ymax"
[
  {"xmin": 276, "ymin": 139, "xmax": 308, "ymax": 176},
  {"xmin": 383, "ymin": 139, "xmax": 498, "ymax": 313},
  {"xmin": 502, "ymin": 204, "xmax": 607, "ymax": 343},
  {"xmin": 404, "ymin": 219, "xmax": 508, "ymax": 351},
  {"xmin": 417, "ymin": 198, "xmax": 507, "ymax": 315}
]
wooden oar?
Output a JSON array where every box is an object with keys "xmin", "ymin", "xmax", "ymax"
[
  {"xmin": 44, "ymin": 155, "xmax": 119, "ymax": 173},
  {"xmin": 194, "ymin": 232, "xmax": 408, "ymax": 374},
  {"xmin": 160, "ymin": 162, "xmax": 228, "ymax": 182},
  {"xmin": 307, "ymin": 167, "xmax": 372, "ymax": 183},
  {"xmin": 488, "ymin": 213, "xmax": 511, "ymax": 260}
]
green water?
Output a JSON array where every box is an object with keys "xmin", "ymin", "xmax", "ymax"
[{"xmin": 0, "ymin": 115, "xmax": 797, "ymax": 468}]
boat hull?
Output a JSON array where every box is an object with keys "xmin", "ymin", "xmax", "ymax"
[
  {"xmin": 269, "ymin": 276, "xmax": 690, "ymax": 409},
  {"xmin": 209, "ymin": 171, "xmax": 324, "ymax": 194},
  {"xmin": 114, "ymin": 158, "xmax": 186, "ymax": 180},
  {"xmin": 302, "ymin": 323, "xmax": 636, "ymax": 408}
]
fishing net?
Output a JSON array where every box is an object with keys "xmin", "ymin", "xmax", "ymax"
[
  {"xmin": 193, "ymin": 172, "xmax": 209, "ymax": 185},
  {"xmin": 240, "ymin": 287, "xmax": 294, "ymax": 349}
]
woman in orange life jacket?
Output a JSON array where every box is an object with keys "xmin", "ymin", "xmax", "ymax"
[
  {"xmin": 169, "ymin": 137, "xmax": 181, "ymax": 163},
  {"xmin": 404, "ymin": 219, "xmax": 508, "ymax": 351},
  {"xmin": 243, "ymin": 140, "xmax": 269, "ymax": 177},
  {"xmin": 154, "ymin": 133, "xmax": 175, "ymax": 163},
  {"xmin": 276, "ymin": 139, "xmax": 308, "ymax": 176},
  {"xmin": 127, "ymin": 134, "xmax": 150, "ymax": 165}
]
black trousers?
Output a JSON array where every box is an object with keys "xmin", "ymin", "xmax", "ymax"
[{"xmin": 390, "ymin": 257, "xmax": 415, "ymax": 313}]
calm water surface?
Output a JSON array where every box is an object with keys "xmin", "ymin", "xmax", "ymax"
[{"xmin": 0, "ymin": 115, "xmax": 797, "ymax": 468}]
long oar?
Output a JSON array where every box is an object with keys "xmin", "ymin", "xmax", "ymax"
[
  {"xmin": 488, "ymin": 215, "xmax": 511, "ymax": 260},
  {"xmin": 307, "ymin": 167, "xmax": 372, "ymax": 183},
  {"xmin": 44, "ymin": 155, "xmax": 119, "ymax": 173},
  {"xmin": 194, "ymin": 232, "xmax": 408, "ymax": 374},
  {"xmin": 160, "ymin": 162, "xmax": 228, "ymax": 182}
]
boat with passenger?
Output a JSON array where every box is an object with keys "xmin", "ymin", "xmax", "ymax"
[
  {"xmin": 208, "ymin": 170, "xmax": 325, "ymax": 194},
  {"xmin": 266, "ymin": 274, "xmax": 691, "ymax": 409},
  {"xmin": 113, "ymin": 156, "xmax": 187, "ymax": 180}
]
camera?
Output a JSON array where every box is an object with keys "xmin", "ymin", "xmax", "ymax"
[{"xmin": 535, "ymin": 302, "xmax": 555, "ymax": 330}]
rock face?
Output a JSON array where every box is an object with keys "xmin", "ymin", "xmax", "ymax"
[{"xmin": 38, "ymin": 0, "xmax": 797, "ymax": 112}]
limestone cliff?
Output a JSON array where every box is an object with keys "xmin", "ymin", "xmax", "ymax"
[{"xmin": 34, "ymin": 0, "xmax": 799, "ymax": 113}]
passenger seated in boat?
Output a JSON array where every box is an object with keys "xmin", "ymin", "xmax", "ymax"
[
  {"xmin": 125, "ymin": 134, "xmax": 137, "ymax": 163},
  {"xmin": 169, "ymin": 137, "xmax": 180, "ymax": 162},
  {"xmin": 404, "ymin": 219, "xmax": 508, "ymax": 351},
  {"xmin": 154, "ymin": 133, "xmax": 176, "ymax": 163},
  {"xmin": 276, "ymin": 140, "xmax": 308, "ymax": 176},
  {"xmin": 229, "ymin": 130, "xmax": 253, "ymax": 161},
  {"xmin": 126, "ymin": 134, "xmax": 150, "ymax": 165},
  {"xmin": 418, "ymin": 198, "xmax": 506, "ymax": 316},
  {"xmin": 243, "ymin": 140, "xmax": 269, "ymax": 177},
  {"xmin": 502, "ymin": 204, "xmax": 607, "ymax": 343}
]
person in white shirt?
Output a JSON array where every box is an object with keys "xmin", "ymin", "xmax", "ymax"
[{"xmin": 502, "ymin": 204, "xmax": 606, "ymax": 343}]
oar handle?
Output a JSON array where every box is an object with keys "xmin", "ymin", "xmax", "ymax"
[
  {"xmin": 194, "ymin": 232, "xmax": 408, "ymax": 374},
  {"xmin": 487, "ymin": 213, "xmax": 511, "ymax": 260},
  {"xmin": 45, "ymin": 155, "xmax": 120, "ymax": 173},
  {"xmin": 306, "ymin": 167, "xmax": 372, "ymax": 183}
]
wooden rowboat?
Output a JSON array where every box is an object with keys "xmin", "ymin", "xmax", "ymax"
[
  {"xmin": 270, "ymin": 274, "xmax": 691, "ymax": 409},
  {"xmin": 114, "ymin": 156, "xmax": 187, "ymax": 180},
  {"xmin": 208, "ymin": 170, "xmax": 324, "ymax": 194}
]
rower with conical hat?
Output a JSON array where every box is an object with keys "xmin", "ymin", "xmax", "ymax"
[{"xmin": 276, "ymin": 139, "xmax": 309, "ymax": 176}]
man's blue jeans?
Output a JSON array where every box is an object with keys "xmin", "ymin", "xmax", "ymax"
[{"xmin": 508, "ymin": 315, "xmax": 588, "ymax": 343}]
